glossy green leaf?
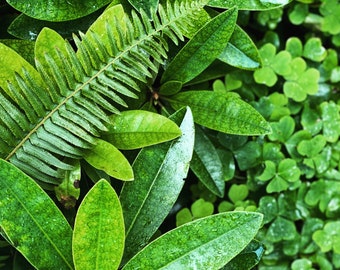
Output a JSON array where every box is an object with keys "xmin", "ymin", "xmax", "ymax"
[
  {"xmin": 222, "ymin": 240, "xmax": 265, "ymax": 270},
  {"xmin": 7, "ymin": 0, "xmax": 111, "ymax": 21},
  {"xmin": 73, "ymin": 179, "xmax": 124, "ymax": 270},
  {"xmin": 161, "ymin": 7, "xmax": 238, "ymax": 84},
  {"xmin": 320, "ymin": 101, "xmax": 340, "ymax": 143},
  {"xmin": 0, "ymin": 159, "xmax": 73, "ymax": 269},
  {"xmin": 219, "ymin": 25, "xmax": 262, "ymax": 70},
  {"xmin": 207, "ymin": 0, "xmax": 291, "ymax": 10},
  {"xmin": 119, "ymin": 107, "xmax": 195, "ymax": 263},
  {"xmin": 103, "ymin": 110, "xmax": 181, "ymax": 150},
  {"xmin": 122, "ymin": 212, "xmax": 263, "ymax": 270},
  {"xmin": 54, "ymin": 159, "xmax": 81, "ymax": 209},
  {"xmin": 285, "ymin": 37, "xmax": 303, "ymax": 58},
  {"xmin": 0, "ymin": 43, "xmax": 44, "ymax": 92},
  {"xmin": 84, "ymin": 139, "xmax": 134, "ymax": 181},
  {"xmin": 190, "ymin": 126, "xmax": 225, "ymax": 197},
  {"xmin": 7, "ymin": 10, "xmax": 102, "ymax": 41},
  {"xmin": 167, "ymin": 91, "xmax": 271, "ymax": 135},
  {"xmin": 0, "ymin": 39, "xmax": 35, "ymax": 64}
]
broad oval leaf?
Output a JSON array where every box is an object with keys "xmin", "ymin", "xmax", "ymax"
[
  {"xmin": 122, "ymin": 212, "xmax": 263, "ymax": 270},
  {"xmin": 219, "ymin": 25, "xmax": 262, "ymax": 70},
  {"xmin": 191, "ymin": 126, "xmax": 225, "ymax": 197},
  {"xmin": 0, "ymin": 159, "xmax": 73, "ymax": 269},
  {"xmin": 103, "ymin": 110, "xmax": 182, "ymax": 150},
  {"xmin": 161, "ymin": 7, "xmax": 238, "ymax": 84},
  {"xmin": 73, "ymin": 179, "xmax": 125, "ymax": 270},
  {"xmin": 7, "ymin": 0, "xmax": 111, "ymax": 21},
  {"xmin": 207, "ymin": 0, "xmax": 291, "ymax": 10},
  {"xmin": 167, "ymin": 91, "xmax": 271, "ymax": 135},
  {"xmin": 84, "ymin": 139, "xmax": 134, "ymax": 181},
  {"xmin": 119, "ymin": 107, "xmax": 195, "ymax": 263}
]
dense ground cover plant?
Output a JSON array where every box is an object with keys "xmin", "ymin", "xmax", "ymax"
[{"xmin": 0, "ymin": 0, "xmax": 290, "ymax": 268}]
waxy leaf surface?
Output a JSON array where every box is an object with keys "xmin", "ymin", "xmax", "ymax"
[
  {"xmin": 73, "ymin": 179, "xmax": 124, "ymax": 270},
  {"xmin": 104, "ymin": 110, "xmax": 181, "ymax": 150},
  {"xmin": 119, "ymin": 107, "xmax": 195, "ymax": 263},
  {"xmin": 123, "ymin": 212, "xmax": 263, "ymax": 269},
  {"xmin": 0, "ymin": 159, "xmax": 73, "ymax": 269},
  {"xmin": 168, "ymin": 91, "xmax": 271, "ymax": 135}
]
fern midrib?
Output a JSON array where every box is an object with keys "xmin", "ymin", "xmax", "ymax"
[{"xmin": 5, "ymin": 2, "xmax": 205, "ymax": 162}]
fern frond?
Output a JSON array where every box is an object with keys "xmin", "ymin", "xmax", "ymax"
[{"xmin": 0, "ymin": 0, "xmax": 208, "ymax": 186}]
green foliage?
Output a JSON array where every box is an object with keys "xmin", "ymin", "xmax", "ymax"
[
  {"xmin": 2, "ymin": 0, "xmax": 340, "ymax": 268},
  {"xmin": 0, "ymin": 160, "xmax": 264, "ymax": 269}
]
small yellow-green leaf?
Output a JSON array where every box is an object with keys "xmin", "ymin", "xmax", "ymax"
[
  {"xmin": 84, "ymin": 139, "xmax": 133, "ymax": 181},
  {"xmin": 123, "ymin": 212, "xmax": 263, "ymax": 270},
  {"xmin": 103, "ymin": 110, "xmax": 181, "ymax": 150},
  {"xmin": 0, "ymin": 159, "xmax": 73, "ymax": 269},
  {"xmin": 73, "ymin": 179, "xmax": 125, "ymax": 270}
]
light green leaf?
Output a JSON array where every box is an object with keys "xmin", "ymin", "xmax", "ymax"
[
  {"xmin": 6, "ymin": 0, "xmax": 111, "ymax": 21},
  {"xmin": 84, "ymin": 139, "xmax": 133, "ymax": 181},
  {"xmin": 86, "ymin": 4, "xmax": 127, "ymax": 49},
  {"xmin": 128, "ymin": 0, "xmax": 158, "ymax": 17},
  {"xmin": 119, "ymin": 107, "xmax": 195, "ymax": 263},
  {"xmin": 190, "ymin": 126, "xmax": 225, "ymax": 197},
  {"xmin": 0, "ymin": 43, "xmax": 44, "ymax": 93},
  {"xmin": 0, "ymin": 39, "xmax": 35, "ymax": 64},
  {"xmin": 297, "ymin": 135, "xmax": 327, "ymax": 158},
  {"xmin": 73, "ymin": 179, "xmax": 124, "ymax": 270},
  {"xmin": 191, "ymin": 199, "xmax": 214, "ymax": 219},
  {"xmin": 207, "ymin": 0, "xmax": 291, "ymax": 10},
  {"xmin": 228, "ymin": 184, "xmax": 249, "ymax": 203},
  {"xmin": 122, "ymin": 212, "xmax": 263, "ymax": 270},
  {"xmin": 54, "ymin": 159, "xmax": 81, "ymax": 209},
  {"xmin": 303, "ymin": 37, "xmax": 327, "ymax": 62},
  {"xmin": 219, "ymin": 25, "xmax": 262, "ymax": 70},
  {"xmin": 268, "ymin": 115, "xmax": 295, "ymax": 142},
  {"xmin": 0, "ymin": 159, "xmax": 73, "ymax": 269},
  {"xmin": 103, "ymin": 110, "xmax": 181, "ymax": 150},
  {"xmin": 167, "ymin": 91, "xmax": 271, "ymax": 135},
  {"xmin": 161, "ymin": 7, "xmax": 238, "ymax": 84}
]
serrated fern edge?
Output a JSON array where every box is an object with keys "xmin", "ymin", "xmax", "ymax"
[{"xmin": 0, "ymin": 0, "xmax": 208, "ymax": 186}]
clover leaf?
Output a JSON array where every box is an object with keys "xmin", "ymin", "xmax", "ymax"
[
  {"xmin": 288, "ymin": 3, "xmax": 309, "ymax": 25},
  {"xmin": 320, "ymin": 0, "xmax": 340, "ymax": 35},
  {"xmin": 297, "ymin": 134, "xmax": 326, "ymax": 158},
  {"xmin": 254, "ymin": 43, "xmax": 292, "ymax": 87},
  {"xmin": 313, "ymin": 221, "xmax": 340, "ymax": 253},
  {"xmin": 283, "ymin": 57, "xmax": 320, "ymax": 102},
  {"xmin": 268, "ymin": 115, "xmax": 295, "ymax": 142},
  {"xmin": 303, "ymin": 38, "xmax": 327, "ymax": 62},
  {"xmin": 285, "ymin": 37, "xmax": 303, "ymax": 58},
  {"xmin": 320, "ymin": 101, "xmax": 340, "ymax": 143},
  {"xmin": 258, "ymin": 159, "xmax": 301, "ymax": 193}
]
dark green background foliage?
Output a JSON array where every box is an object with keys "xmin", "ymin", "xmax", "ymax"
[{"xmin": 0, "ymin": 0, "xmax": 340, "ymax": 269}]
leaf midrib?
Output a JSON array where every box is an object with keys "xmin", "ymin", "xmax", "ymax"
[{"xmin": 5, "ymin": 3, "xmax": 203, "ymax": 161}]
